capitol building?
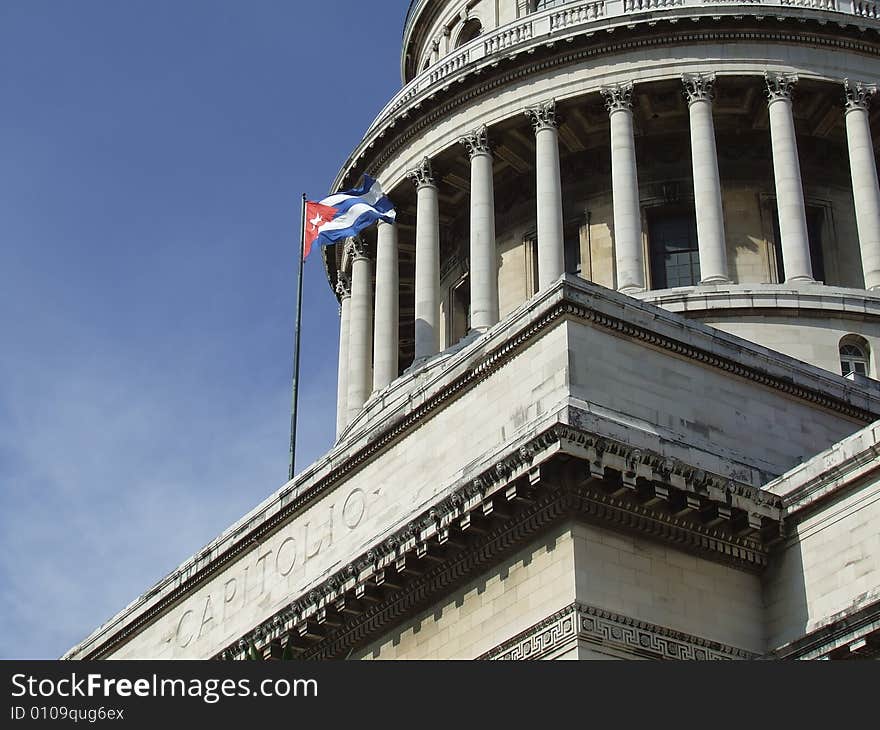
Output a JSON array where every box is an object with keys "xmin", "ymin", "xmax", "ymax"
[{"xmin": 67, "ymin": 0, "xmax": 880, "ymax": 660}]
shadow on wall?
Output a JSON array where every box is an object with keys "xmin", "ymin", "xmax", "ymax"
[
  {"xmin": 353, "ymin": 530, "xmax": 566, "ymax": 659},
  {"xmin": 414, "ymin": 317, "xmax": 437, "ymax": 358},
  {"xmin": 763, "ymin": 534, "xmax": 809, "ymax": 654}
]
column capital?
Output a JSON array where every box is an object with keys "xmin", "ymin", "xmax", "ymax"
[
  {"xmin": 524, "ymin": 100, "xmax": 558, "ymax": 132},
  {"xmin": 335, "ymin": 271, "xmax": 351, "ymax": 299},
  {"xmin": 459, "ymin": 125, "xmax": 492, "ymax": 158},
  {"xmin": 600, "ymin": 82, "xmax": 634, "ymax": 114},
  {"xmin": 344, "ymin": 237, "xmax": 372, "ymax": 261},
  {"xmin": 682, "ymin": 72, "xmax": 716, "ymax": 105},
  {"xmin": 407, "ymin": 157, "xmax": 436, "ymax": 189},
  {"xmin": 765, "ymin": 71, "xmax": 798, "ymax": 103},
  {"xmin": 844, "ymin": 78, "xmax": 878, "ymax": 112}
]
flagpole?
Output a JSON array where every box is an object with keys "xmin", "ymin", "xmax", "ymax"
[{"xmin": 288, "ymin": 193, "xmax": 307, "ymax": 482}]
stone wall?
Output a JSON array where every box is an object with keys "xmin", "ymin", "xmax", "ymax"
[
  {"xmin": 357, "ymin": 520, "xmax": 764, "ymax": 659},
  {"xmin": 355, "ymin": 523, "xmax": 578, "ymax": 659},
  {"xmin": 706, "ymin": 315, "xmax": 880, "ymax": 380},
  {"xmin": 763, "ymin": 422, "xmax": 880, "ymax": 650}
]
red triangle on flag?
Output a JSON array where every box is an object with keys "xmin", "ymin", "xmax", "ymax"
[{"xmin": 303, "ymin": 201, "xmax": 339, "ymax": 260}]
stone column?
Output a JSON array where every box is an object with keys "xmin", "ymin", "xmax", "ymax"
[
  {"xmin": 346, "ymin": 237, "xmax": 373, "ymax": 422},
  {"xmin": 844, "ymin": 78, "xmax": 880, "ymax": 290},
  {"xmin": 459, "ymin": 125, "xmax": 499, "ymax": 331},
  {"xmin": 524, "ymin": 100, "xmax": 565, "ymax": 291},
  {"xmin": 408, "ymin": 158, "xmax": 441, "ymax": 360},
  {"xmin": 682, "ymin": 73, "xmax": 730, "ymax": 284},
  {"xmin": 335, "ymin": 272, "xmax": 351, "ymax": 438},
  {"xmin": 373, "ymin": 220, "xmax": 399, "ymax": 390},
  {"xmin": 601, "ymin": 82, "xmax": 645, "ymax": 293},
  {"xmin": 766, "ymin": 72, "xmax": 814, "ymax": 282}
]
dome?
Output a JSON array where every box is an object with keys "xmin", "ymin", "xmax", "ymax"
[{"xmin": 328, "ymin": 0, "xmax": 880, "ymax": 440}]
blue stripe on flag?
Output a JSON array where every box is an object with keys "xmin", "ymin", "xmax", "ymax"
[{"xmin": 315, "ymin": 208, "xmax": 395, "ymax": 246}]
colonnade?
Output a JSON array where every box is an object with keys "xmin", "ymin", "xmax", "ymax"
[{"xmin": 335, "ymin": 74, "xmax": 880, "ymax": 436}]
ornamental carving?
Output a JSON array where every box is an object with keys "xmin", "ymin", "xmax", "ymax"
[
  {"xmin": 335, "ymin": 271, "xmax": 351, "ymax": 299},
  {"xmin": 344, "ymin": 237, "xmax": 371, "ymax": 261},
  {"xmin": 682, "ymin": 72, "xmax": 715, "ymax": 105},
  {"xmin": 481, "ymin": 603, "xmax": 757, "ymax": 661},
  {"xmin": 600, "ymin": 82, "xmax": 634, "ymax": 113},
  {"xmin": 524, "ymin": 100, "xmax": 558, "ymax": 132},
  {"xmin": 407, "ymin": 157, "xmax": 436, "ymax": 189},
  {"xmin": 764, "ymin": 71, "xmax": 798, "ymax": 103},
  {"xmin": 844, "ymin": 78, "xmax": 878, "ymax": 112},
  {"xmin": 459, "ymin": 125, "xmax": 492, "ymax": 158}
]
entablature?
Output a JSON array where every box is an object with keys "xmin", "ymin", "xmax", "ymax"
[
  {"xmin": 338, "ymin": 2, "xmax": 880, "ymax": 196},
  {"xmin": 216, "ymin": 417, "xmax": 787, "ymax": 661},
  {"xmin": 64, "ymin": 277, "xmax": 880, "ymax": 660}
]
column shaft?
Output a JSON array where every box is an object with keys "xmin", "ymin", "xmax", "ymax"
[
  {"xmin": 767, "ymin": 74, "xmax": 813, "ymax": 282},
  {"xmin": 607, "ymin": 93, "xmax": 644, "ymax": 293},
  {"xmin": 684, "ymin": 74, "xmax": 729, "ymax": 284},
  {"xmin": 335, "ymin": 275, "xmax": 351, "ymax": 438},
  {"xmin": 373, "ymin": 221, "xmax": 399, "ymax": 390},
  {"xmin": 461, "ymin": 126, "xmax": 499, "ymax": 330},
  {"xmin": 535, "ymin": 127, "xmax": 565, "ymax": 290},
  {"xmin": 346, "ymin": 243, "xmax": 373, "ymax": 421},
  {"xmin": 410, "ymin": 159, "xmax": 440, "ymax": 359},
  {"xmin": 525, "ymin": 101, "xmax": 565, "ymax": 291},
  {"xmin": 845, "ymin": 80, "xmax": 880, "ymax": 290}
]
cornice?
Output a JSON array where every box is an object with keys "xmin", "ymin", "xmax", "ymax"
[
  {"xmin": 637, "ymin": 283, "xmax": 880, "ymax": 322},
  {"xmin": 559, "ymin": 298, "xmax": 877, "ymax": 423},
  {"xmin": 480, "ymin": 601, "xmax": 758, "ymax": 660},
  {"xmin": 215, "ymin": 418, "xmax": 783, "ymax": 661},
  {"xmin": 335, "ymin": 12, "xmax": 880, "ymax": 193},
  {"xmin": 763, "ymin": 421, "xmax": 880, "ymax": 516},
  {"xmin": 68, "ymin": 278, "xmax": 879, "ymax": 660},
  {"xmin": 768, "ymin": 593, "xmax": 880, "ymax": 659}
]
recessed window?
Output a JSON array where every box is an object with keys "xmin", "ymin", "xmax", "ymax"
[
  {"xmin": 840, "ymin": 340, "xmax": 869, "ymax": 377},
  {"xmin": 449, "ymin": 275, "xmax": 470, "ymax": 345},
  {"xmin": 770, "ymin": 204, "xmax": 826, "ymax": 283},
  {"xmin": 649, "ymin": 208, "xmax": 700, "ymax": 289},
  {"xmin": 564, "ymin": 218, "xmax": 582, "ymax": 276},
  {"xmin": 455, "ymin": 19, "xmax": 482, "ymax": 48}
]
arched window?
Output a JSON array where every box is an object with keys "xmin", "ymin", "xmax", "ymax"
[
  {"xmin": 840, "ymin": 338, "xmax": 870, "ymax": 377},
  {"xmin": 455, "ymin": 18, "xmax": 482, "ymax": 48}
]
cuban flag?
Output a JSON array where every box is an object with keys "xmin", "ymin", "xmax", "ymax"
[{"xmin": 303, "ymin": 175, "xmax": 396, "ymax": 259}]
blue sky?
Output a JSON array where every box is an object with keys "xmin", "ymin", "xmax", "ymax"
[{"xmin": 0, "ymin": 1, "xmax": 403, "ymax": 658}]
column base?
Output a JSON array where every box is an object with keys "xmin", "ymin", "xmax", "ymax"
[
  {"xmin": 618, "ymin": 286, "xmax": 645, "ymax": 295},
  {"xmin": 699, "ymin": 276, "xmax": 731, "ymax": 286},
  {"xmin": 785, "ymin": 276, "xmax": 818, "ymax": 285}
]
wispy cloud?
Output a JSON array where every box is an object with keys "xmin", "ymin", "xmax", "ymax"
[
  {"xmin": 0, "ymin": 0, "xmax": 392, "ymax": 659},
  {"xmin": 0, "ymin": 290, "xmax": 337, "ymax": 658}
]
